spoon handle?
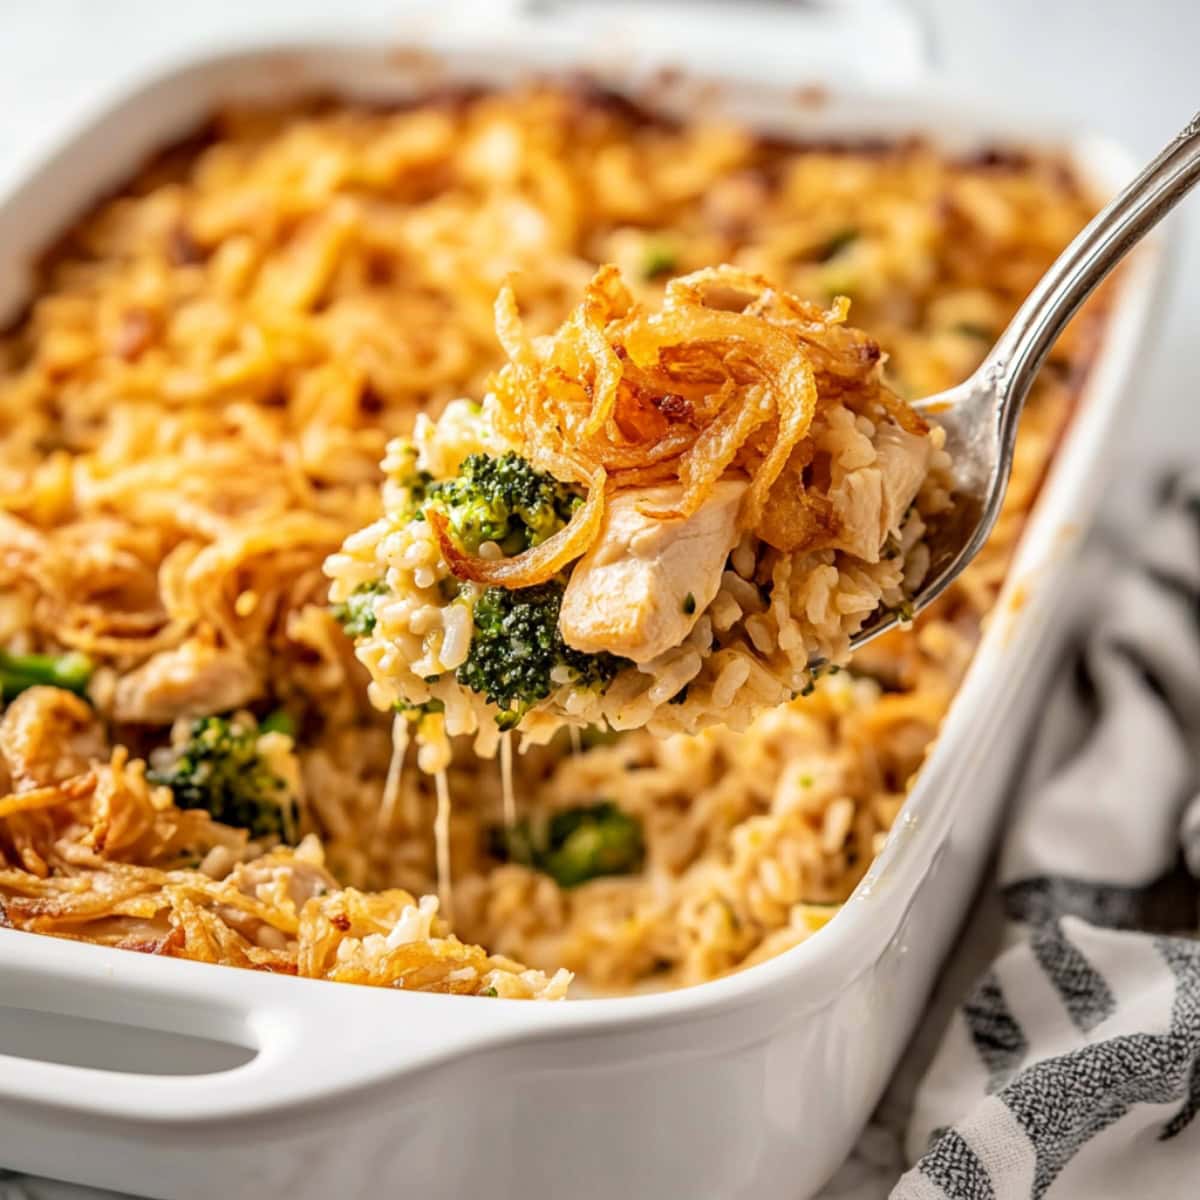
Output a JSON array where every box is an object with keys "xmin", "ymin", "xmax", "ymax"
[{"xmin": 990, "ymin": 110, "xmax": 1200, "ymax": 417}]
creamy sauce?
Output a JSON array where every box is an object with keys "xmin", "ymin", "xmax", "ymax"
[{"xmin": 434, "ymin": 768, "xmax": 454, "ymax": 923}]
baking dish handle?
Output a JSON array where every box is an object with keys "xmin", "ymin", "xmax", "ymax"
[{"xmin": 0, "ymin": 928, "xmax": 537, "ymax": 1125}]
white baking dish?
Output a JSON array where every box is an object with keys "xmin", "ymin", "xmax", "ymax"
[{"xmin": 0, "ymin": 11, "xmax": 1163, "ymax": 1200}]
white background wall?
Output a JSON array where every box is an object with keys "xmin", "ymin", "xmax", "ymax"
[
  {"xmin": 911, "ymin": 0, "xmax": 1200, "ymax": 529},
  {"xmin": 1, "ymin": 0, "xmax": 1196, "ymax": 523}
]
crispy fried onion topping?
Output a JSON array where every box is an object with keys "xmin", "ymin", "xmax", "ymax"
[{"xmin": 482, "ymin": 265, "xmax": 924, "ymax": 564}]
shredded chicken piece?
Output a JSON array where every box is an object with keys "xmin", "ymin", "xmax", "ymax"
[{"xmin": 113, "ymin": 639, "xmax": 261, "ymax": 724}]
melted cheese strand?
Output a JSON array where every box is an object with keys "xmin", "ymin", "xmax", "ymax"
[
  {"xmin": 569, "ymin": 726, "xmax": 582, "ymax": 756},
  {"xmin": 434, "ymin": 768, "xmax": 454, "ymax": 924},
  {"xmin": 377, "ymin": 714, "xmax": 410, "ymax": 834},
  {"xmin": 500, "ymin": 730, "xmax": 516, "ymax": 828}
]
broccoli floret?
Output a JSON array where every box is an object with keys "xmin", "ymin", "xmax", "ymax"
[
  {"xmin": 0, "ymin": 649, "xmax": 93, "ymax": 702},
  {"xmin": 147, "ymin": 715, "xmax": 296, "ymax": 841},
  {"xmin": 457, "ymin": 581, "xmax": 626, "ymax": 729},
  {"xmin": 490, "ymin": 801, "xmax": 644, "ymax": 888},
  {"xmin": 332, "ymin": 579, "xmax": 387, "ymax": 639},
  {"xmin": 427, "ymin": 451, "xmax": 582, "ymax": 555}
]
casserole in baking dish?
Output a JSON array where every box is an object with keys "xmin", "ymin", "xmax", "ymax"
[{"xmin": 0, "ymin": 25, "xmax": 1161, "ymax": 1200}]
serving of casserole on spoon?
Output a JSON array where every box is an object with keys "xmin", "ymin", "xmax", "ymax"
[{"xmin": 326, "ymin": 263, "xmax": 952, "ymax": 757}]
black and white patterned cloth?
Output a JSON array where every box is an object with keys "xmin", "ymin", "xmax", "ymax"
[{"xmin": 886, "ymin": 470, "xmax": 1200, "ymax": 1199}]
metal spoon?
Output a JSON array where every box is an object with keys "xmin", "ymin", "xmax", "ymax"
[{"xmin": 845, "ymin": 110, "xmax": 1200, "ymax": 658}]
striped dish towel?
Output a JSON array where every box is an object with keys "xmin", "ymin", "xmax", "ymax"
[{"xmin": 890, "ymin": 470, "xmax": 1200, "ymax": 1199}]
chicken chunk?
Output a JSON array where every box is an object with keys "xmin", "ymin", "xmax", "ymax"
[
  {"xmin": 875, "ymin": 422, "xmax": 933, "ymax": 538},
  {"xmin": 830, "ymin": 422, "xmax": 931, "ymax": 562},
  {"xmin": 113, "ymin": 640, "xmax": 261, "ymax": 724},
  {"xmin": 560, "ymin": 480, "xmax": 747, "ymax": 664}
]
